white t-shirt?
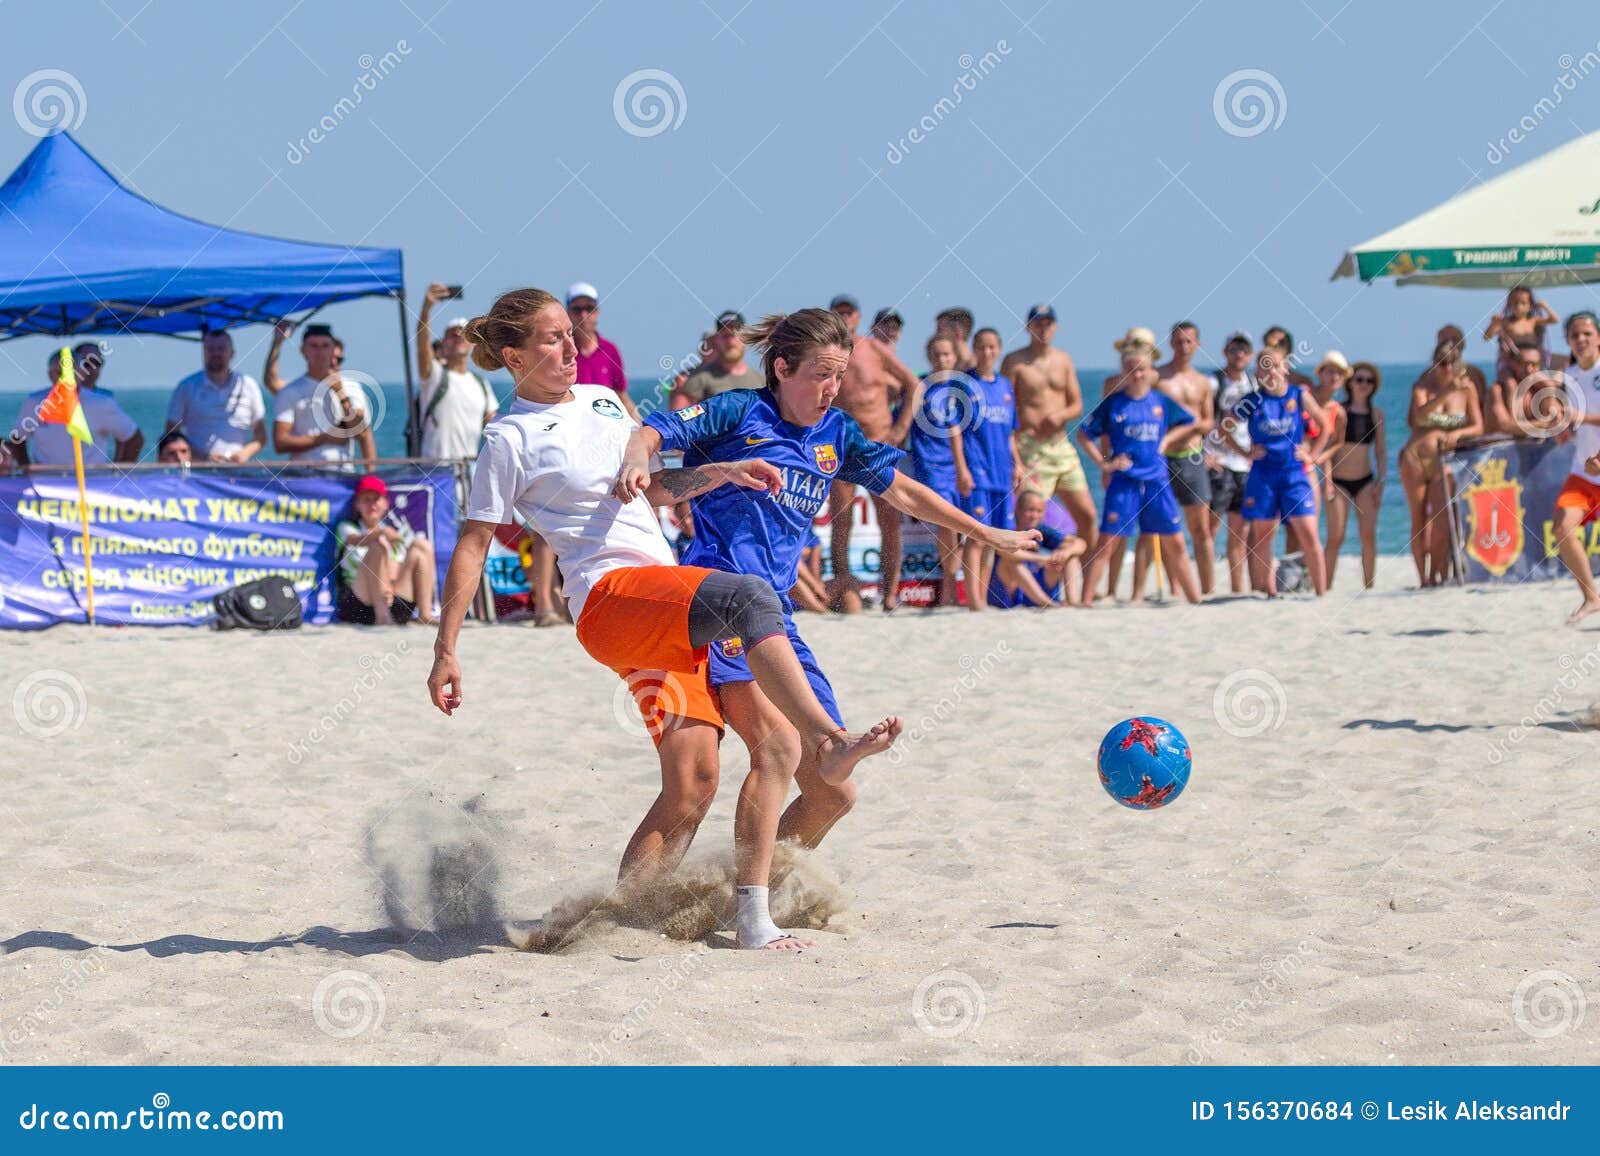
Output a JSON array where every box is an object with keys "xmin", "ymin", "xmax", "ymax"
[
  {"xmin": 12, "ymin": 387, "xmax": 139, "ymax": 466},
  {"xmin": 1565, "ymin": 359, "xmax": 1600, "ymax": 481},
  {"xmin": 466, "ymin": 385, "xmax": 670, "ymax": 621},
  {"xmin": 420, "ymin": 362, "xmax": 497, "ymax": 460},
  {"xmin": 273, "ymin": 374, "xmax": 371, "ymax": 462},
  {"xmin": 1207, "ymin": 370, "xmax": 1257, "ymax": 473},
  {"xmin": 167, "ymin": 370, "xmax": 266, "ymax": 459}
]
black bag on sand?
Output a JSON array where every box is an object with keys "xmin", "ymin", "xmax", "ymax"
[{"xmin": 212, "ymin": 576, "xmax": 303, "ymax": 631}]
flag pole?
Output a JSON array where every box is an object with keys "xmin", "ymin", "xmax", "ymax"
[{"xmin": 72, "ymin": 435, "xmax": 95, "ymax": 625}]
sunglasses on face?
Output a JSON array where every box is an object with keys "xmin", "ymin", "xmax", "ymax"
[
  {"xmin": 569, "ymin": 303, "xmax": 597, "ymax": 314},
  {"xmin": 1351, "ymin": 374, "xmax": 1376, "ymax": 384}
]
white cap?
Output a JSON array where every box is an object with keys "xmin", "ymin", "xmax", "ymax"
[
  {"xmin": 566, "ymin": 281, "xmax": 600, "ymax": 305},
  {"xmin": 442, "ymin": 317, "xmax": 470, "ymax": 333}
]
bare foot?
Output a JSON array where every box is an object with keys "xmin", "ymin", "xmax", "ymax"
[
  {"xmin": 737, "ymin": 933, "xmax": 815, "ymax": 951},
  {"xmin": 1567, "ymin": 597, "xmax": 1600, "ymax": 625},
  {"xmin": 818, "ymin": 717, "xmax": 902, "ymax": 785}
]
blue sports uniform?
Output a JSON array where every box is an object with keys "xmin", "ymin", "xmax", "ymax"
[
  {"xmin": 1079, "ymin": 390, "xmax": 1193, "ymax": 536},
  {"xmin": 908, "ymin": 372, "xmax": 963, "ymax": 504},
  {"xmin": 1238, "ymin": 387, "xmax": 1317, "ymax": 521},
  {"xmin": 987, "ymin": 524, "xmax": 1066, "ymax": 608},
  {"xmin": 957, "ymin": 371, "xmax": 1016, "ymax": 530},
  {"xmin": 645, "ymin": 389, "xmax": 903, "ymax": 727}
]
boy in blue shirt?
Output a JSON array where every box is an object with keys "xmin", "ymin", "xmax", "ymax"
[{"xmin": 1075, "ymin": 350, "xmax": 1202, "ymax": 606}]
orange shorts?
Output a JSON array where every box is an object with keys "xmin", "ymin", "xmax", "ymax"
[
  {"xmin": 1556, "ymin": 475, "xmax": 1600, "ymax": 525},
  {"xmin": 577, "ymin": 565, "xmax": 723, "ymax": 741}
]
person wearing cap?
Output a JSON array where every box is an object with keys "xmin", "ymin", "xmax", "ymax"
[
  {"xmin": 567, "ymin": 282, "xmax": 639, "ymax": 421},
  {"xmin": 829, "ymin": 295, "xmax": 922, "ymax": 612},
  {"xmin": 156, "ymin": 428, "xmax": 194, "ymax": 465},
  {"xmin": 333, "ymin": 474, "xmax": 436, "ymax": 626},
  {"xmin": 5, "ymin": 344, "xmax": 142, "ymax": 470},
  {"xmin": 416, "ymin": 282, "xmax": 499, "ymax": 459},
  {"xmin": 674, "ymin": 310, "xmax": 761, "ymax": 406},
  {"xmin": 271, "ymin": 323, "xmax": 376, "ymax": 467},
  {"xmin": 164, "ymin": 330, "xmax": 267, "ymax": 463},
  {"xmin": 1203, "ymin": 330, "xmax": 1260, "ymax": 593},
  {"xmin": 1002, "ymin": 303, "xmax": 1098, "ymax": 596}
]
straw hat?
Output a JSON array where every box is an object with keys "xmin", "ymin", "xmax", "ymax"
[
  {"xmin": 1113, "ymin": 326, "xmax": 1160, "ymax": 359},
  {"xmin": 1316, "ymin": 350, "xmax": 1351, "ymax": 375}
]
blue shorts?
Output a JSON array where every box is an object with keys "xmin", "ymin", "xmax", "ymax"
[
  {"xmin": 1099, "ymin": 473, "xmax": 1183, "ymax": 536},
  {"xmin": 707, "ymin": 615, "xmax": 844, "ymax": 729},
  {"xmin": 913, "ymin": 464, "xmax": 961, "ymax": 508},
  {"xmin": 960, "ymin": 486, "xmax": 1014, "ymax": 530},
  {"xmin": 1242, "ymin": 465, "xmax": 1317, "ymax": 521},
  {"xmin": 986, "ymin": 566, "xmax": 1061, "ymax": 608}
]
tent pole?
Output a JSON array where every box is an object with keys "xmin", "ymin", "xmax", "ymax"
[{"xmin": 397, "ymin": 289, "xmax": 418, "ymax": 457}]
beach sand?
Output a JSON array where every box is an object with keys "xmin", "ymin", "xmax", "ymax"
[{"xmin": 3, "ymin": 556, "xmax": 1596, "ymax": 1065}]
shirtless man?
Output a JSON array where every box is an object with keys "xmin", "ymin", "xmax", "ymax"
[
  {"xmin": 1152, "ymin": 321, "xmax": 1216, "ymax": 592},
  {"xmin": 1001, "ymin": 304, "xmax": 1098, "ymax": 600},
  {"xmin": 828, "ymin": 294, "xmax": 921, "ymax": 612}
]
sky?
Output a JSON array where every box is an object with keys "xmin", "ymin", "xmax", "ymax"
[{"xmin": 3, "ymin": 0, "xmax": 1600, "ymax": 389}]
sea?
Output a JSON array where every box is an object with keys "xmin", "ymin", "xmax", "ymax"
[{"xmin": 0, "ymin": 364, "xmax": 1442, "ymax": 557}]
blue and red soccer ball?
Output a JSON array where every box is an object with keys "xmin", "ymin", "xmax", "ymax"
[{"xmin": 1097, "ymin": 717, "xmax": 1191, "ymax": 810}]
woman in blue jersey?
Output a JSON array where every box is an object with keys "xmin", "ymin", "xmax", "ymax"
[
  {"xmin": 956, "ymin": 328, "xmax": 1024, "ymax": 610},
  {"xmin": 908, "ymin": 334, "xmax": 968, "ymax": 606},
  {"xmin": 1228, "ymin": 350, "xmax": 1331, "ymax": 596},
  {"xmin": 616, "ymin": 308, "xmax": 1038, "ymax": 949}
]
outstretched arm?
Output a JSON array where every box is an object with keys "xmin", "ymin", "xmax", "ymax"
[
  {"xmin": 879, "ymin": 472, "xmax": 1040, "ymax": 555},
  {"xmin": 429, "ymin": 519, "xmax": 496, "ymax": 715}
]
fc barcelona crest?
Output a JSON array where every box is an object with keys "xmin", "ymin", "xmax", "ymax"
[
  {"xmin": 1464, "ymin": 458, "xmax": 1524, "ymax": 577},
  {"xmin": 718, "ymin": 637, "xmax": 745, "ymax": 659},
  {"xmin": 813, "ymin": 443, "xmax": 839, "ymax": 474}
]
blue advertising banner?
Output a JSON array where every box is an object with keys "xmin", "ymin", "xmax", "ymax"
[
  {"xmin": 1, "ymin": 1065, "xmax": 1596, "ymax": 1152},
  {"xmin": 1445, "ymin": 438, "xmax": 1600, "ymax": 583},
  {"xmin": 0, "ymin": 466, "xmax": 457, "ymax": 629}
]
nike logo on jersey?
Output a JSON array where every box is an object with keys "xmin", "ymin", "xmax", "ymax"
[{"xmin": 744, "ymin": 436, "xmax": 774, "ymax": 445}]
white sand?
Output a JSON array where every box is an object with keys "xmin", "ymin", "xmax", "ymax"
[{"xmin": 2, "ymin": 556, "xmax": 1597, "ymax": 1065}]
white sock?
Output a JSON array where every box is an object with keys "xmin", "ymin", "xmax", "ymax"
[{"xmin": 735, "ymin": 885, "xmax": 785, "ymax": 948}]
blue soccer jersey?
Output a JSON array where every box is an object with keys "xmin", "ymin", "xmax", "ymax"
[
  {"xmin": 1237, "ymin": 387, "xmax": 1307, "ymax": 472},
  {"xmin": 1079, "ymin": 389, "xmax": 1193, "ymax": 481},
  {"xmin": 908, "ymin": 372, "xmax": 962, "ymax": 491},
  {"xmin": 960, "ymin": 371, "xmax": 1017, "ymax": 490},
  {"xmin": 645, "ymin": 389, "xmax": 904, "ymax": 598}
]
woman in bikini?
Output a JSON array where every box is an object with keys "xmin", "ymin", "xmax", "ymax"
[
  {"xmin": 1323, "ymin": 362, "xmax": 1386, "ymax": 590},
  {"xmin": 427, "ymin": 288, "xmax": 901, "ymax": 948},
  {"xmin": 1399, "ymin": 340, "xmax": 1483, "ymax": 586}
]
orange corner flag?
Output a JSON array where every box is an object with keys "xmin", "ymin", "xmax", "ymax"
[{"xmin": 38, "ymin": 347, "xmax": 93, "ymax": 444}]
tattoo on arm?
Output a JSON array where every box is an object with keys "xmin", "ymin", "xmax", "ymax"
[{"xmin": 657, "ymin": 467, "xmax": 714, "ymax": 499}]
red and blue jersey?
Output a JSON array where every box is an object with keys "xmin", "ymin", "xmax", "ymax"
[
  {"xmin": 1079, "ymin": 390, "xmax": 1193, "ymax": 481},
  {"xmin": 645, "ymin": 389, "xmax": 903, "ymax": 598}
]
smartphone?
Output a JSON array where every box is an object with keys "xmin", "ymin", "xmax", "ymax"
[{"xmin": 443, "ymin": 284, "xmax": 464, "ymax": 299}]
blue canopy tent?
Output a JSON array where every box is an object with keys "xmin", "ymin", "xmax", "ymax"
[{"xmin": 0, "ymin": 132, "xmax": 419, "ymax": 450}]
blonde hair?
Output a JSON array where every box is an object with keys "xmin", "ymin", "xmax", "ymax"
[{"xmin": 464, "ymin": 286, "xmax": 561, "ymax": 371}]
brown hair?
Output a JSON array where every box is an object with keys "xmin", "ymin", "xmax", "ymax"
[
  {"xmin": 464, "ymin": 286, "xmax": 561, "ymax": 371},
  {"xmin": 742, "ymin": 308, "xmax": 852, "ymax": 388}
]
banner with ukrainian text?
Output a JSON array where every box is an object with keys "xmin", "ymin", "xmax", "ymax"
[
  {"xmin": 0, "ymin": 466, "xmax": 457, "ymax": 629},
  {"xmin": 1444, "ymin": 438, "xmax": 1598, "ymax": 583}
]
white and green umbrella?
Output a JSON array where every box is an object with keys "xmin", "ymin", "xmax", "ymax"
[{"xmin": 1332, "ymin": 131, "xmax": 1600, "ymax": 288}]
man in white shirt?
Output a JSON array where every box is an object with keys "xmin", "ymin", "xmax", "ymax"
[
  {"xmin": 272, "ymin": 324, "xmax": 376, "ymax": 466},
  {"xmin": 415, "ymin": 282, "xmax": 498, "ymax": 459},
  {"xmin": 1553, "ymin": 311, "xmax": 1600, "ymax": 623},
  {"xmin": 164, "ymin": 330, "xmax": 267, "ymax": 462},
  {"xmin": 3, "ymin": 345, "xmax": 143, "ymax": 470}
]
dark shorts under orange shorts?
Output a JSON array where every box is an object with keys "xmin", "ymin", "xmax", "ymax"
[
  {"xmin": 1556, "ymin": 474, "xmax": 1600, "ymax": 526},
  {"xmin": 577, "ymin": 565, "xmax": 723, "ymax": 742}
]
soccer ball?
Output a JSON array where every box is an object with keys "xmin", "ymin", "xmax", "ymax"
[{"xmin": 1097, "ymin": 717, "xmax": 1191, "ymax": 810}]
